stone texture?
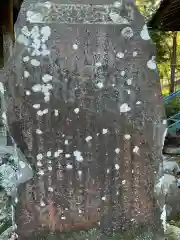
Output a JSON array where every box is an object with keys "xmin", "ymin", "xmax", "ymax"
[{"xmin": 0, "ymin": 0, "xmax": 166, "ymax": 239}]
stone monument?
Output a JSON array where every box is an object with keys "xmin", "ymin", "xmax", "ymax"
[{"xmin": 0, "ymin": 0, "xmax": 166, "ymax": 239}]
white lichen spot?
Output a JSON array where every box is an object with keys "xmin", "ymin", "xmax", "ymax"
[
  {"xmin": 37, "ymin": 161, "xmax": 43, "ymax": 167},
  {"xmin": 27, "ymin": 11, "xmax": 43, "ymax": 23},
  {"xmin": 48, "ymin": 187, "xmax": 53, "ymax": 192},
  {"xmin": 133, "ymin": 51, "xmax": 138, "ymax": 57},
  {"xmin": 42, "ymin": 74, "xmax": 52, "ymax": 83},
  {"xmin": 95, "ymin": 62, "xmax": 102, "ymax": 67},
  {"xmin": 121, "ymin": 27, "xmax": 134, "ymax": 39},
  {"xmin": 48, "ymin": 166, "xmax": 52, "ymax": 171},
  {"xmin": 21, "ymin": 26, "xmax": 31, "ymax": 37},
  {"xmin": 78, "ymin": 170, "xmax": 83, "ymax": 176},
  {"xmin": 97, "ymin": 82, "xmax": 104, "ymax": 89},
  {"xmin": 36, "ymin": 129, "xmax": 43, "ymax": 135},
  {"xmin": 85, "ymin": 136, "xmax": 92, "ymax": 142},
  {"xmin": 43, "ymin": 109, "xmax": 48, "ymax": 114},
  {"xmin": 23, "ymin": 56, "xmax": 30, "ymax": 62},
  {"xmin": 26, "ymin": 90, "xmax": 31, "ymax": 96},
  {"xmin": 109, "ymin": 12, "xmax": 120, "ymax": 23},
  {"xmin": 73, "ymin": 150, "xmax": 83, "ymax": 162},
  {"xmin": 115, "ymin": 164, "xmax": 120, "ymax": 170},
  {"xmin": 32, "ymin": 84, "xmax": 42, "ymax": 92},
  {"xmin": 127, "ymin": 89, "xmax": 131, "ymax": 94},
  {"xmin": 133, "ymin": 146, "xmax": 140, "ymax": 155},
  {"xmin": 109, "ymin": 12, "xmax": 129, "ymax": 24},
  {"xmin": 122, "ymin": 180, "xmax": 126, "ymax": 185},
  {"xmin": 31, "ymin": 39, "xmax": 41, "ymax": 50},
  {"xmin": 65, "ymin": 140, "xmax": 69, "ymax": 145},
  {"xmin": 43, "ymin": 85, "xmax": 50, "ymax": 92},
  {"xmin": 113, "ymin": 1, "xmax": 122, "ymax": 8},
  {"xmin": 19, "ymin": 161, "xmax": 26, "ymax": 169},
  {"xmin": 58, "ymin": 149, "xmax": 63, "ymax": 154},
  {"xmin": 44, "ymin": 95, "xmax": 50, "ymax": 102},
  {"xmin": 163, "ymin": 120, "xmax": 167, "ymax": 125},
  {"xmin": 14, "ymin": 197, "xmax": 18, "ymax": 204},
  {"xmin": 116, "ymin": 191, "xmax": 119, "ymax": 195},
  {"xmin": 41, "ymin": 44, "xmax": 47, "ymax": 50},
  {"xmin": 120, "ymin": 103, "xmax": 131, "ymax": 113},
  {"xmin": 40, "ymin": 200, "xmax": 46, "ymax": 207},
  {"xmin": 38, "ymin": 170, "xmax": 44, "ymax": 176},
  {"xmin": 41, "ymin": 49, "xmax": 50, "ymax": 56},
  {"xmin": 37, "ymin": 110, "xmax": 43, "ymax": 116},
  {"xmin": 33, "ymin": 104, "xmax": 40, "ymax": 109},
  {"xmin": 124, "ymin": 134, "xmax": 131, "ymax": 140},
  {"xmin": 54, "ymin": 151, "xmax": 59, "ymax": 158},
  {"xmin": 17, "ymin": 34, "xmax": 29, "ymax": 46},
  {"xmin": 30, "ymin": 25, "xmax": 40, "ymax": 38},
  {"xmin": 147, "ymin": 57, "xmax": 157, "ymax": 70},
  {"xmin": 65, "ymin": 154, "xmax": 71, "ymax": 159},
  {"xmin": 120, "ymin": 71, "xmax": 125, "ymax": 76},
  {"xmin": 0, "ymin": 83, "xmax": 4, "ymax": 95},
  {"xmin": 107, "ymin": 169, "xmax": 110, "ymax": 174},
  {"xmin": 31, "ymin": 59, "xmax": 40, "ymax": 67},
  {"xmin": 127, "ymin": 78, "xmax": 132, "ymax": 85},
  {"xmin": 115, "ymin": 148, "xmax": 120, "ymax": 154},
  {"xmin": 161, "ymin": 204, "xmax": 167, "ymax": 232},
  {"xmin": 37, "ymin": 153, "xmax": 43, "ymax": 160},
  {"xmin": 140, "ymin": 25, "xmax": 150, "ymax": 40},
  {"xmin": 101, "ymin": 196, "xmax": 106, "ymax": 201},
  {"xmin": 47, "ymin": 151, "xmax": 52, "ymax": 157},
  {"xmin": 24, "ymin": 71, "xmax": 30, "ymax": 78},
  {"xmin": 66, "ymin": 164, "xmax": 73, "ymax": 169},
  {"xmin": 102, "ymin": 128, "xmax": 108, "ymax": 134},
  {"xmin": 116, "ymin": 52, "xmax": 124, "ymax": 59},
  {"xmin": 44, "ymin": 1, "xmax": 52, "ymax": 9},
  {"xmin": 136, "ymin": 101, "xmax": 141, "ymax": 105},
  {"xmin": 41, "ymin": 26, "xmax": 51, "ymax": 41},
  {"xmin": 54, "ymin": 110, "xmax": 59, "ymax": 116},
  {"xmin": 31, "ymin": 49, "xmax": 41, "ymax": 57},
  {"xmin": 74, "ymin": 108, "xmax": 79, "ymax": 114},
  {"xmin": 2, "ymin": 112, "xmax": 6, "ymax": 124},
  {"xmin": 72, "ymin": 44, "xmax": 78, "ymax": 50}
]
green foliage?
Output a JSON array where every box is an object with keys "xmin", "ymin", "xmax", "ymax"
[
  {"xmin": 136, "ymin": 1, "xmax": 180, "ymax": 95},
  {"xmin": 165, "ymin": 96, "xmax": 180, "ymax": 118},
  {"xmin": 135, "ymin": 0, "xmax": 161, "ymax": 20}
]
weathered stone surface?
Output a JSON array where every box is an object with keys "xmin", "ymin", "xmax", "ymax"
[
  {"xmin": 166, "ymin": 224, "xmax": 180, "ymax": 240},
  {"xmin": 163, "ymin": 160, "xmax": 180, "ymax": 175},
  {"xmin": 164, "ymin": 132, "xmax": 180, "ymax": 155},
  {"xmin": 0, "ymin": 0, "xmax": 166, "ymax": 239},
  {"xmin": 155, "ymin": 156, "xmax": 180, "ymax": 220},
  {"xmin": 164, "ymin": 147, "xmax": 180, "ymax": 155}
]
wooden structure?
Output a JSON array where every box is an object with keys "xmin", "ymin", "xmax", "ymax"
[
  {"xmin": 148, "ymin": 0, "xmax": 180, "ymax": 30},
  {"xmin": 0, "ymin": 0, "xmax": 22, "ymax": 68}
]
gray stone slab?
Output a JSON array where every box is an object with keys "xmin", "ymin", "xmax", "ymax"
[{"xmin": 0, "ymin": 0, "xmax": 166, "ymax": 239}]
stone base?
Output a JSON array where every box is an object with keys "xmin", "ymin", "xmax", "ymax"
[
  {"xmin": 19, "ymin": 227, "xmax": 165, "ymax": 240},
  {"xmin": 163, "ymin": 147, "xmax": 180, "ymax": 155}
]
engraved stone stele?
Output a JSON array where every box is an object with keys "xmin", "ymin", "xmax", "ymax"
[{"xmin": 0, "ymin": 0, "xmax": 166, "ymax": 239}]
